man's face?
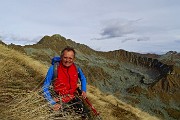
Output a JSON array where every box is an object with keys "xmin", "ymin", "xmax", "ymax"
[{"xmin": 61, "ymin": 50, "xmax": 75, "ymax": 67}]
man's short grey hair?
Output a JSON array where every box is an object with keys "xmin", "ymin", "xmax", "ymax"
[{"xmin": 61, "ymin": 46, "xmax": 76, "ymax": 57}]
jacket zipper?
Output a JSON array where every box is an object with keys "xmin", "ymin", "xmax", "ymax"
[{"xmin": 67, "ymin": 68, "xmax": 71, "ymax": 91}]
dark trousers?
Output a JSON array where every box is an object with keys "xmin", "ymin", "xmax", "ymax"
[{"xmin": 66, "ymin": 96, "xmax": 88, "ymax": 115}]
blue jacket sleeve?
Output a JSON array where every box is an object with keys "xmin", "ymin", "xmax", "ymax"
[
  {"xmin": 42, "ymin": 65, "xmax": 56, "ymax": 105},
  {"xmin": 78, "ymin": 67, "xmax": 87, "ymax": 92}
]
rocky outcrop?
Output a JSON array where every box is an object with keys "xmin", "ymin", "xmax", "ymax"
[{"xmin": 97, "ymin": 50, "xmax": 174, "ymax": 87}]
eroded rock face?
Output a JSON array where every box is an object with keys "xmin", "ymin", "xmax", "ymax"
[
  {"xmin": 98, "ymin": 50, "xmax": 174, "ymax": 83},
  {"xmin": 95, "ymin": 50, "xmax": 179, "ymax": 120},
  {"xmin": 96, "ymin": 49, "xmax": 180, "ymax": 114}
]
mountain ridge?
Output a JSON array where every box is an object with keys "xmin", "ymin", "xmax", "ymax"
[{"xmin": 1, "ymin": 34, "xmax": 180, "ymax": 120}]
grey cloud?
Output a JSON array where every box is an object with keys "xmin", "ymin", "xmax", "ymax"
[
  {"xmin": 174, "ymin": 39, "xmax": 180, "ymax": 43},
  {"xmin": 121, "ymin": 38, "xmax": 135, "ymax": 43},
  {"xmin": 137, "ymin": 37, "xmax": 150, "ymax": 42},
  {"xmin": 93, "ymin": 19, "xmax": 142, "ymax": 40},
  {"xmin": 121, "ymin": 36, "xmax": 149, "ymax": 43}
]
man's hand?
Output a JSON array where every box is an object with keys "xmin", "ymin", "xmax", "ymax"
[
  {"xmin": 81, "ymin": 91, "xmax": 87, "ymax": 99},
  {"xmin": 53, "ymin": 103, "xmax": 61, "ymax": 111}
]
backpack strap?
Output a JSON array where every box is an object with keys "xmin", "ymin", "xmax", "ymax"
[
  {"xmin": 51, "ymin": 56, "xmax": 61, "ymax": 82},
  {"xmin": 53, "ymin": 61, "xmax": 59, "ymax": 80},
  {"xmin": 74, "ymin": 63, "xmax": 79, "ymax": 73}
]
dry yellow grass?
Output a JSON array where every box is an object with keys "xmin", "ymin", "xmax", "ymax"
[
  {"xmin": 0, "ymin": 44, "xmax": 49, "ymax": 119},
  {"xmin": 0, "ymin": 44, "xmax": 48, "ymax": 78},
  {"xmin": 87, "ymin": 85, "xmax": 160, "ymax": 120}
]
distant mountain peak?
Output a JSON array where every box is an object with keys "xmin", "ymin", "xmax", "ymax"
[{"xmin": 37, "ymin": 34, "xmax": 66, "ymax": 45}]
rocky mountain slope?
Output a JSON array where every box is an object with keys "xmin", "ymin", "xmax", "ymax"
[{"xmin": 1, "ymin": 34, "xmax": 180, "ymax": 120}]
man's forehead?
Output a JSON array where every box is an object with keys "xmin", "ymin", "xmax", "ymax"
[
  {"xmin": 63, "ymin": 50, "xmax": 75, "ymax": 57},
  {"xmin": 64, "ymin": 50, "xmax": 74, "ymax": 54}
]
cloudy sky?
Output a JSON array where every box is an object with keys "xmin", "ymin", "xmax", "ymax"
[{"xmin": 0, "ymin": 0, "xmax": 180, "ymax": 54}]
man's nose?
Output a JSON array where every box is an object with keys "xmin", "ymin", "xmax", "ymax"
[{"xmin": 65, "ymin": 58, "xmax": 72, "ymax": 61}]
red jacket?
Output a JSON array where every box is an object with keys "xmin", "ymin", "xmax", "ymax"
[{"xmin": 53, "ymin": 62, "xmax": 78, "ymax": 103}]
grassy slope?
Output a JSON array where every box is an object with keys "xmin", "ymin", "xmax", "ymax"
[
  {"xmin": 0, "ymin": 44, "xmax": 48, "ymax": 119},
  {"xmin": 0, "ymin": 44, "xmax": 159, "ymax": 120}
]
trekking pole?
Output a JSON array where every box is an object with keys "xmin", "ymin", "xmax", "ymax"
[
  {"xmin": 84, "ymin": 97, "xmax": 99, "ymax": 116},
  {"xmin": 76, "ymin": 88, "xmax": 100, "ymax": 116}
]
